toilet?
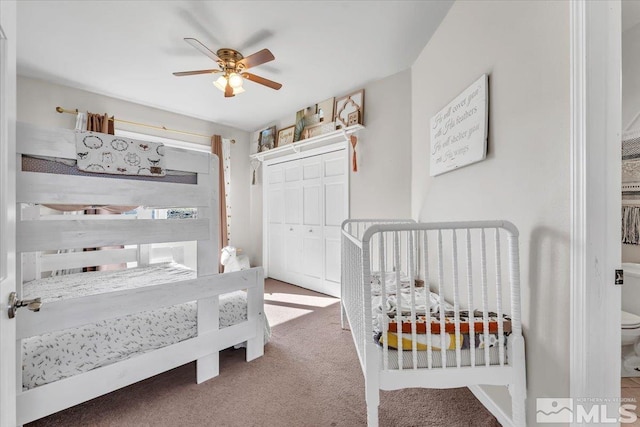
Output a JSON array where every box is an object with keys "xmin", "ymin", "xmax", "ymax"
[{"xmin": 621, "ymin": 263, "xmax": 640, "ymax": 376}]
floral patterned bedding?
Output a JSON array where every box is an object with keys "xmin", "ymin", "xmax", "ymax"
[{"xmin": 21, "ymin": 262, "xmax": 270, "ymax": 390}]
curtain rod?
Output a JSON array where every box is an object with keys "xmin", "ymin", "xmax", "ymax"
[{"xmin": 55, "ymin": 106, "xmax": 235, "ymax": 143}]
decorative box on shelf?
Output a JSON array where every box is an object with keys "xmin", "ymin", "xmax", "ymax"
[{"xmin": 301, "ymin": 121, "xmax": 336, "ymax": 140}]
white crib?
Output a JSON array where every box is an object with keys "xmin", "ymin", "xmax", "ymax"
[
  {"xmin": 341, "ymin": 219, "xmax": 526, "ymax": 426},
  {"xmin": 14, "ymin": 122, "xmax": 267, "ymax": 425}
]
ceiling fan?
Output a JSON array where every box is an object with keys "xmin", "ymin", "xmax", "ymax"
[{"xmin": 173, "ymin": 38, "xmax": 282, "ymax": 97}]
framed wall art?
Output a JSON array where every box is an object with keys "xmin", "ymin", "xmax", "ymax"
[
  {"xmin": 334, "ymin": 89, "xmax": 364, "ymax": 129},
  {"xmin": 258, "ymin": 126, "xmax": 276, "ymax": 152},
  {"xmin": 277, "ymin": 125, "xmax": 296, "ymax": 146},
  {"xmin": 316, "ymin": 97, "xmax": 334, "ymax": 124},
  {"xmin": 429, "ymin": 74, "xmax": 488, "ymax": 176}
]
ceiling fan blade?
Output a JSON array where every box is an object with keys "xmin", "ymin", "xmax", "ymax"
[
  {"xmin": 172, "ymin": 69, "xmax": 220, "ymax": 76},
  {"xmin": 241, "ymin": 72, "xmax": 282, "ymax": 90},
  {"xmin": 238, "ymin": 49, "xmax": 275, "ymax": 70},
  {"xmin": 184, "ymin": 37, "xmax": 221, "ymax": 62},
  {"xmin": 225, "ymin": 81, "xmax": 234, "ymax": 98}
]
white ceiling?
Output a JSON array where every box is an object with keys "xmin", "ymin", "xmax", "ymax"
[{"xmin": 17, "ymin": 1, "xmax": 453, "ymax": 132}]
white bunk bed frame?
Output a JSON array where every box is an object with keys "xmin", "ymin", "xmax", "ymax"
[
  {"xmin": 14, "ymin": 122, "xmax": 265, "ymax": 425},
  {"xmin": 341, "ymin": 219, "xmax": 526, "ymax": 427}
]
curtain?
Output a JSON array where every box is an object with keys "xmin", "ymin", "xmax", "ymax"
[
  {"xmin": 84, "ymin": 112, "xmax": 123, "ymax": 271},
  {"xmin": 211, "ymin": 135, "xmax": 229, "ymax": 273},
  {"xmin": 222, "ymin": 138, "xmax": 232, "ymax": 244}
]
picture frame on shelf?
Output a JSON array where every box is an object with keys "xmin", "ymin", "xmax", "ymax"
[
  {"xmin": 334, "ymin": 89, "xmax": 364, "ymax": 129},
  {"xmin": 258, "ymin": 126, "xmax": 276, "ymax": 152},
  {"xmin": 277, "ymin": 125, "xmax": 296, "ymax": 146},
  {"xmin": 294, "ymin": 105, "xmax": 317, "ymax": 142},
  {"xmin": 316, "ymin": 97, "xmax": 334, "ymax": 124}
]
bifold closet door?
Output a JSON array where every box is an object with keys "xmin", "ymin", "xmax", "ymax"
[
  {"xmin": 322, "ymin": 150, "xmax": 347, "ymax": 296},
  {"xmin": 301, "ymin": 156, "xmax": 323, "ymax": 289},
  {"xmin": 265, "ymin": 149, "xmax": 347, "ymax": 297},
  {"xmin": 266, "ymin": 164, "xmax": 285, "ymax": 279},
  {"xmin": 282, "ymin": 161, "xmax": 304, "ymax": 285}
]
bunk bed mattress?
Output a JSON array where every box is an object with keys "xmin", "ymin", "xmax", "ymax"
[
  {"xmin": 21, "ymin": 262, "xmax": 270, "ymax": 390},
  {"xmin": 22, "ymin": 155, "xmax": 197, "ymax": 184}
]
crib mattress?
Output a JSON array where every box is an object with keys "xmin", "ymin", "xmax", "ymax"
[{"xmin": 21, "ymin": 263, "xmax": 270, "ymax": 390}]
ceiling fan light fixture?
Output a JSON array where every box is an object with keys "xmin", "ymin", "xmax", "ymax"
[
  {"xmin": 228, "ymin": 72, "xmax": 243, "ymax": 89},
  {"xmin": 213, "ymin": 76, "xmax": 228, "ymax": 92},
  {"xmin": 175, "ymin": 38, "xmax": 281, "ymax": 97}
]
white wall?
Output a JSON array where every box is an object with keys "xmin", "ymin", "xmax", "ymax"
[
  {"xmin": 623, "ymin": 23, "xmax": 640, "ymax": 131},
  {"xmin": 16, "ymin": 76, "xmax": 257, "ymax": 264},
  {"xmin": 622, "ymin": 23, "xmax": 640, "ymax": 264},
  {"xmin": 249, "ymin": 69, "xmax": 413, "ymax": 265},
  {"xmin": 411, "ymin": 1, "xmax": 570, "ymax": 424}
]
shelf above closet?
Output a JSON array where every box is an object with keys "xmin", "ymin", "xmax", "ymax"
[{"xmin": 249, "ymin": 124, "xmax": 364, "ymax": 162}]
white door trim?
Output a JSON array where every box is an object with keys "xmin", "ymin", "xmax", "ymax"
[
  {"xmin": 570, "ymin": 0, "xmax": 621, "ymax": 417},
  {"xmin": 0, "ymin": 1, "xmax": 17, "ymax": 426}
]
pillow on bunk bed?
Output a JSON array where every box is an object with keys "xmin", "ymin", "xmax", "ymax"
[{"xmin": 75, "ymin": 131, "xmax": 166, "ymax": 177}]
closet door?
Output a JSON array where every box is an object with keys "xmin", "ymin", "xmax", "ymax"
[
  {"xmin": 266, "ymin": 164, "xmax": 285, "ymax": 280},
  {"xmin": 264, "ymin": 147, "xmax": 348, "ymax": 297},
  {"xmin": 301, "ymin": 156, "xmax": 323, "ymax": 289},
  {"xmin": 282, "ymin": 161, "xmax": 303, "ymax": 284},
  {"xmin": 322, "ymin": 150, "xmax": 348, "ymax": 296}
]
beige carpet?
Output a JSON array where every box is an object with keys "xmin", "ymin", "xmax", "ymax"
[{"xmin": 28, "ymin": 279, "xmax": 500, "ymax": 427}]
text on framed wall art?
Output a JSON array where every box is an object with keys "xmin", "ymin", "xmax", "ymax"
[{"xmin": 429, "ymin": 74, "xmax": 488, "ymax": 176}]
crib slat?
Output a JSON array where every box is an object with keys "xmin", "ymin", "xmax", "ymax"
[
  {"xmin": 465, "ymin": 229, "xmax": 476, "ymax": 368},
  {"xmin": 379, "ymin": 233, "xmax": 389, "ymax": 370},
  {"xmin": 423, "ymin": 231, "xmax": 433, "ymax": 369},
  {"xmin": 409, "ymin": 231, "xmax": 418, "ymax": 369},
  {"xmin": 437, "ymin": 230, "xmax": 447, "ymax": 368},
  {"xmin": 480, "ymin": 229, "xmax": 491, "ymax": 366},
  {"xmin": 494, "ymin": 228, "xmax": 505, "ymax": 366},
  {"xmin": 452, "ymin": 230, "xmax": 462, "ymax": 368},
  {"xmin": 394, "ymin": 231, "xmax": 403, "ymax": 369}
]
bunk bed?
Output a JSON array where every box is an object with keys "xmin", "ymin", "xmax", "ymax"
[
  {"xmin": 341, "ymin": 219, "xmax": 526, "ymax": 427},
  {"xmin": 14, "ymin": 122, "xmax": 268, "ymax": 425}
]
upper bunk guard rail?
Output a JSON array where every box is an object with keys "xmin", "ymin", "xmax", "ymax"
[
  {"xmin": 17, "ymin": 121, "xmax": 210, "ymax": 174},
  {"xmin": 16, "ymin": 268, "xmax": 264, "ymax": 340}
]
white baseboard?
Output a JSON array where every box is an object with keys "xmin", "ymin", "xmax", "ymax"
[{"xmin": 468, "ymin": 385, "xmax": 514, "ymax": 427}]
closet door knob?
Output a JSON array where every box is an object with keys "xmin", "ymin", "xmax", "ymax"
[
  {"xmin": 289, "ymin": 227, "xmax": 293, "ymax": 231},
  {"xmin": 308, "ymin": 229, "xmax": 313, "ymax": 233}
]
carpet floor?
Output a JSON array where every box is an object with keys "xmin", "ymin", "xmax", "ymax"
[{"xmin": 28, "ymin": 279, "xmax": 500, "ymax": 427}]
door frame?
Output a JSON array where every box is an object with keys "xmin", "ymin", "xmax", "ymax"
[
  {"xmin": 569, "ymin": 0, "xmax": 622, "ymax": 417},
  {"xmin": 0, "ymin": 1, "xmax": 17, "ymax": 426}
]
